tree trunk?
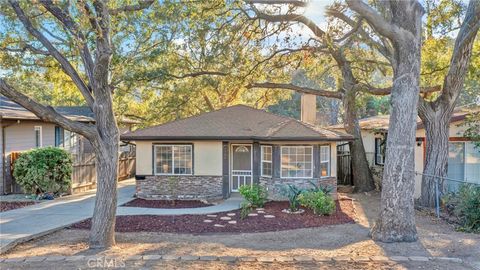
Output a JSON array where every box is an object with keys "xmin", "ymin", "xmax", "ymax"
[
  {"xmin": 370, "ymin": 37, "xmax": 422, "ymax": 242},
  {"xmin": 343, "ymin": 90, "xmax": 375, "ymax": 191},
  {"xmin": 418, "ymin": 104, "xmax": 451, "ymax": 207}
]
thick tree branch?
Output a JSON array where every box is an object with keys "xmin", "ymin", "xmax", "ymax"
[
  {"xmin": 9, "ymin": 0, "xmax": 94, "ymax": 108},
  {"xmin": 1, "ymin": 44, "xmax": 50, "ymax": 55},
  {"xmin": 40, "ymin": 0, "xmax": 96, "ymax": 86},
  {"xmin": 246, "ymin": 0, "xmax": 308, "ymax": 7},
  {"xmin": 109, "ymin": 0, "xmax": 154, "ymax": 15},
  {"xmin": 440, "ymin": 0, "xmax": 480, "ymax": 103},
  {"xmin": 248, "ymin": 82, "xmax": 343, "ymax": 99},
  {"xmin": 365, "ymin": 85, "xmax": 441, "ymax": 95},
  {"xmin": 346, "ymin": 0, "xmax": 407, "ymax": 42},
  {"xmin": 251, "ymin": 6, "xmax": 325, "ymax": 38},
  {"xmin": 0, "ymin": 78, "xmax": 96, "ymax": 138}
]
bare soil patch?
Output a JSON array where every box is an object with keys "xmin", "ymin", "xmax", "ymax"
[
  {"xmin": 72, "ymin": 199, "xmax": 355, "ymax": 233},
  {"xmin": 122, "ymin": 198, "xmax": 212, "ymax": 209},
  {"xmin": 0, "ymin": 201, "xmax": 35, "ymax": 212}
]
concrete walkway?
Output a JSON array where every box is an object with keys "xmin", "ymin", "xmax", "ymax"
[
  {"xmin": 0, "ymin": 180, "xmax": 242, "ymax": 253},
  {"xmin": 116, "ymin": 194, "xmax": 242, "ymax": 216}
]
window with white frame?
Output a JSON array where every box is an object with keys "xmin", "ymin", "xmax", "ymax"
[
  {"xmin": 34, "ymin": 126, "xmax": 42, "ymax": 148},
  {"xmin": 261, "ymin": 145, "xmax": 272, "ymax": 177},
  {"xmin": 154, "ymin": 145, "xmax": 192, "ymax": 175},
  {"xmin": 320, "ymin": 145, "xmax": 330, "ymax": 177},
  {"xmin": 281, "ymin": 146, "xmax": 313, "ymax": 178},
  {"xmin": 447, "ymin": 141, "xmax": 480, "ymax": 185}
]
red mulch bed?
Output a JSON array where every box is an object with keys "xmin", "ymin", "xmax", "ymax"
[
  {"xmin": 122, "ymin": 199, "xmax": 213, "ymax": 209},
  {"xmin": 0, "ymin": 201, "xmax": 35, "ymax": 212},
  {"xmin": 71, "ymin": 198, "xmax": 356, "ymax": 233}
]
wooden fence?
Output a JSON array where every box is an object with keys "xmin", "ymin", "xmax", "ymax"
[{"xmin": 71, "ymin": 152, "xmax": 135, "ymax": 192}]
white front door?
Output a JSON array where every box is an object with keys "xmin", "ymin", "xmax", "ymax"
[{"xmin": 231, "ymin": 144, "xmax": 252, "ymax": 192}]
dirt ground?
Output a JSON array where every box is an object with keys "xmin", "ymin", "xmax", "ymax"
[{"xmin": 2, "ymin": 192, "xmax": 479, "ymax": 269}]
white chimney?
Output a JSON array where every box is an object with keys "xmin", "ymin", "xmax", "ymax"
[{"xmin": 301, "ymin": 94, "xmax": 317, "ymax": 125}]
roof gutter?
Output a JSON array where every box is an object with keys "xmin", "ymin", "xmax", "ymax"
[{"xmin": 120, "ymin": 135, "xmax": 354, "ymax": 142}]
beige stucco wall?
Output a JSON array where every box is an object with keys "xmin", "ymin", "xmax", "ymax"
[
  {"xmin": 194, "ymin": 141, "xmax": 223, "ymax": 176},
  {"xmin": 135, "ymin": 141, "xmax": 223, "ymax": 176}
]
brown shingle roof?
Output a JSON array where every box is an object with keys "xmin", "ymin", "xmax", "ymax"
[
  {"xmin": 329, "ymin": 106, "xmax": 479, "ymax": 131},
  {"xmin": 121, "ymin": 105, "xmax": 353, "ymax": 141}
]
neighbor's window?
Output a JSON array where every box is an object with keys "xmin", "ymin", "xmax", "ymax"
[
  {"xmin": 447, "ymin": 141, "xmax": 480, "ymax": 186},
  {"xmin": 55, "ymin": 126, "xmax": 77, "ymax": 151},
  {"xmin": 281, "ymin": 146, "xmax": 313, "ymax": 178},
  {"xmin": 320, "ymin": 145, "xmax": 330, "ymax": 177},
  {"xmin": 261, "ymin": 145, "xmax": 272, "ymax": 177},
  {"xmin": 375, "ymin": 138, "xmax": 386, "ymax": 165},
  {"xmin": 34, "ymin": 126, "xmax": 42, "ymax": 148},
  {"xmin": 155, "ymin": 145, "xmax": 192, "ymax": 175}
]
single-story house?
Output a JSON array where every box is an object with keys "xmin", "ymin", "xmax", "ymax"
[
  {"xmin": 0, "ymin": 95, "xmax": 137, "ymax": 194},
  {"xmin": 330, "ymin": 107, "xmax": 480, "ymax": 198},
  {"xmin": 121, "ymin": 100, "xmax": 353, "ymax": 200}
]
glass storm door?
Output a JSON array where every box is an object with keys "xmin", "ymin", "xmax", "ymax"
[{"xmin": 231, "ymin": 144, "xmax": 252, "ymax": 192}]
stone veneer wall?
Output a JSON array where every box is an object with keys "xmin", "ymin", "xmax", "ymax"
[
  {"xmin": 136, "ymin": 175, "xmax": 223, "ymax": 200},
  {"xmin": 259, "ymin": 177, "xmax": 337, "ymax": 200}
]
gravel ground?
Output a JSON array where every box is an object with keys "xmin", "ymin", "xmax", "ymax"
[{"xmin": 2, "ymin": 191, "xmax": 479, "ymax": 269}]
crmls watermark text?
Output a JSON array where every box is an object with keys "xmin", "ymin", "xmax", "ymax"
[{"xmin": 87, "ymin": 257, "xmax": 126, "ymax": 268}]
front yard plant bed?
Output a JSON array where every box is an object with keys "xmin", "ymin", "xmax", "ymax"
[
  {"xmin": 0, "ymin": 201, "xmax": 35, "ymax": 212},
  {"xmin": 71, "ymin": 198, "xmax": 355, "ymax": 233},
  {"xmin": 122, "ymin": 198, "xmax": 213, "ymax": 209}
]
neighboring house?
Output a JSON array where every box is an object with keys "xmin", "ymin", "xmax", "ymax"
[
  {"xmin": 0, "ymin": 96, "xmax": 137, "ymax": 194},
  {"xmin": 330, "ymin": 107, "xmax": 480, "ymax": 198},
  {"xmin": 121, "ymin": 99, "xmax": 353, "ymax": 200}
]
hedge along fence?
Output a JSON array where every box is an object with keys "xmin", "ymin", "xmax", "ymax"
[
  {"xmin": 10, "ymin": 149, "xmax": 135, "ymax": 194},
  {"xmin": 13, "ymin": 147, "xmax": 73, "ymax": 195}
]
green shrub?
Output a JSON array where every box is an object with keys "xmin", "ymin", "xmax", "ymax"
[
  {"xmin": 307, "ymin": 180, "xmax": 333, "ymax": 194},
  {"xmin": 239, "ymin": 184, "xmax": 268, "ymax": 208},
  {"xmin": 280, "ymin": 184, "xmax": 304, "ymax": 212},
  {"xmin": 13, "ymin": 147, "xmax": 73, "ymax": 195},
  {"xmin": 299, "ymin": 190, "xmax": 336, "ymax": 215},
  {"xmin": 443, "ymin": 184, "xmax": 480, "ymax": 233},
  {"xmin": 240, "ymin": 201, "xmax": 252, "ymax": 220}
]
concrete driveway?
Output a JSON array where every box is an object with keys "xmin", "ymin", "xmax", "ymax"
[{"xmin": 0, "ymin": 179, "xmax": 135, "ymax": 253}]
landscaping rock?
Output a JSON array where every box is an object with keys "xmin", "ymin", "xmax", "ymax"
[
  {"xmin": 25, "ymin": 256, "xmax": 47, "ymax": 262},
  {"xmin": 45, "ymin": 256, "xmax": 66, "ymax": 262},
  {"xmin": 238, "ymin": 256, "xmax": 257, "ymax": 262},
  {"xmin": 275, "ymin": 257, "xmax": 294, "ymax": 262},
  {"xmin": 226, "ymin": 213, "xmax": 236, "ymax": 216},
  {"xmin": 162, "ymin": 255, "xmax": 179, "ymax": 261},
  {"xmin": 294, "ymin": 256, "xmax": 314, "ymax": 262},
  {"xmin": 65, "ymin": 256, "xmax": 86, "ymax": 262},
  {"xmin": 206, "ymin": 214, "xmax": 217, "ymax": 218},
  {"xmin": 180, "ymin": 255, "xmax": 199, "ymax": 261},
  {"xmin": 257, "ymin": 257, "xmax": 275, "ymax": 262},
  {"xmin": 203, "ymin": 219, "xmax": 213, "ymax": 223},
  {"xmin": 370, "ymin": 256, "xmax": 389, "ymax": 261},
  {"xmin": 247, "ymin": 213, "xmax": 258, "ymax": 217},
  {"xmin": 390, "ymin": 256, "xmax": 409, "ymax": 262},
  {"xmin": 220, "ymin": 216, "xmax": 231, "ymax": 220},
  {"xmin": 199, "ymin": 256, "xmax": 217, "ymax": 261},
  {"xmin": 213, "ymin": 224, "xmax": 225, "ymax": 227},
  {"xmin": 219, "ymin": 256, "xmax": 237, "ymax": 262},
  {"xmin": 256, "ymin": 208, "xmax": 265, "ymax": 211},
  {"xmin": 4, "ymin": 257, "xmax": 25, "ymax": 263},
  {"xmin": 409, "ymin": 256, "xmax": 429, "ymax": 262},
  {"xmin": 257, "ymin": 210, "xmax": 265, "ymax": 214},
  {"xmin": 142, "ymin": 255, "xmax": 162, "ymax": 261},
  {"xmin": 228, "ymin": 220, "xmax": 237, "ymax": 224},
  {"xmin": 264, "ymin": 215, "xmax": 275, "ymax": 218}
]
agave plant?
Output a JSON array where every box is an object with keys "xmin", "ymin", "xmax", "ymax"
[
  {"xmin": 308, "ymin": 180, "xmax": 333, "ymax": 195},
  {"xmin": 280, "ymin": 184, "xmax": 305, "ymax": 212}
]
